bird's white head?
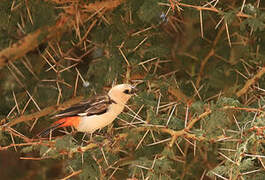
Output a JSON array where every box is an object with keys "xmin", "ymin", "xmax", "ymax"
[{"xmin": 108, "ymin": 84, "xmax": 136, "ymax": 105}]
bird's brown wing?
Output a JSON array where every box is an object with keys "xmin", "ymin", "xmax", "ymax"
[{"xmin": 53, "ymin": 95, "xmax": 113, "ymax": 118}]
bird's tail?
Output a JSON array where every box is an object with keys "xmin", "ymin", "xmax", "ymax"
[{"xmin": 37, "ymin": 116, "xmax": 81, "ymax": 137}]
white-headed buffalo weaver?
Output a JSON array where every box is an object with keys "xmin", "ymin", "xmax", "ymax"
[{"xmin": 38, "ymin": 84, "xmax": 136, "ymax": 137}]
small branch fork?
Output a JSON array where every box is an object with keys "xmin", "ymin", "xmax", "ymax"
[
  {"xmin": 60, "ymin": 170, "xmax": 82, "ymax": 180},
  {"xmin": 153, "ymin": 108, "xmax": 212, "ymax": 147},
  {"xmin": 137, "ymin": 105, "xmax": 264, "ymax": 147},
  {"xmin": 236, "ymin": 65, "xmax": 265, "ymax": 97}
]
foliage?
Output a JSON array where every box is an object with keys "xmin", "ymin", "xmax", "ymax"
[{"xmin": 0, "ymin": 0, "xmax": 265, "ymax": 179}]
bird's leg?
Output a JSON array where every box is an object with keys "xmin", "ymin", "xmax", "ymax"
[
  {"xmin": 81, "ymin": 133, "xmax": 87, "ymax": 142},
  {"xmin": 89, "ymin": 132, "xmax": 93, "ymax": 141},
  {"xmin": 70, "ymin": 129, "xmax": 77, "ymax": 136},
  {"xmin": 103, "ymin": 125, "xmax": 115, "ymax": 143}
]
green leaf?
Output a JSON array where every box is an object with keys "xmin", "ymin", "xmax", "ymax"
[
  {"xmin": 216, "ymin": 97, "xmax": 241, "ymax": 107},
  {"xmin": 190, "ymin": 101, "xmax": 205, "ymax": 114},
  {"xmin": 68, "ymin": 153, "xmax": 100, "ymax": 180},
  {"xmin": 55, "ymin": 135, "xmax": 75, "ymax": 152},
  {"xmin": 137, "ymin": 0, "xmax": 162, "ymax": 24},
  {"xmin": 222, "ymin": 11, "xmax": 236, "ymax": 25},
  {"xmin": 134, "ymin": 91, "xmax": 157, "ymax": 107}
]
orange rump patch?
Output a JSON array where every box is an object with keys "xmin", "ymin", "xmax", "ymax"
[{"xmin": 54, "ymin": 116, "xmax": 81, "ymax": 128}]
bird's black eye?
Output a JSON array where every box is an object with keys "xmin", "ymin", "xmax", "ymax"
[{"xmin": 124, "ymin": 89, "xmax": 130, "ymax": 94}]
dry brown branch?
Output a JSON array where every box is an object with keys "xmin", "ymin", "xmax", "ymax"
[
  {"xmin": 0, "ymin": 0, "xmax": 126, "ymax": 69},
  {"xmin": 0, "ymin": 0, "xmax": 125, "ymax": 69},
  {"xmin": 0, "ymin": 15, "xmax": 70, "ymax": 68},
  {"xmin": 174, "ymin": 1, "xmax": 252, "ymax": 18},
  {"xmin": 223, "ymin": 106, "xmax": 265, "ymax": 113},
  {"xmin": 131, "ymin": 108, "xmax": 212, "ymax": 148},
  {"xmin": 60, "ymin": 170, "xmax": 82, "ymax": 180},
  {"xmin": 161, "ymin": 108, "xmax": 212, "ymax": 146},
  {"xmin": 141, "ymin": 105, "xmax": 258, "ymax": 146},
  {"xmin": 196, "ymin": 49, "xmax": 215, "ymax": 88},
  {"xmin": 196, "ymin": 25, "xmax": 225, "ymax": 87},
  {"xmin": 236, "ymin": 65, "xmax": 265, "ymax": 97},
  {"xmin": 20, "ymin": 156, "xmax": 52, "ymax": 160},
  {"xmin": 4, "ymin": 96, "xmax": 83, "ymax": 127},
  {"xmin": 0, "ymin": 141, "xmax": 47, "ymax": 151},
  {"xmin": 51, "ymin": 0, "xmax": 125, "ymax": 11},
  {"xmin": 5, "ymin": 127, "xmax": 31, "ymax": 142},
  {"xmin": 84, "ymin": 0, "xmax": 125, "ymax": 12},
  {"xmin": 168, "ymin": 86, "xmax": 193, "ymax": 104}
]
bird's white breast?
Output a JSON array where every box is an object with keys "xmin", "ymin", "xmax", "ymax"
[{"xmin": 76, "ymin": 103, "xmax": 124, "ymax": 133}]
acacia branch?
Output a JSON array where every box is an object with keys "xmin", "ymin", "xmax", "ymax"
[
  {"xmin": 0, "ymin": 16, "xmax": 70, "ymax": 68},
  {"xmin": 236, "ymin": 66, "xmax": 265, "ymax": 97},
  {"xmin": 0, "ymin": 0, "xmax": 126, "ymax": 69},
  {"xmin": 3, "ymin": 96, "xmax": 83, "ymax": 127},
  {"xmin": 162, "ymin": 108, "xmax": 212, "ymax": 146},
  {"xmin": 83, "ymin": 0, "xmax": 125, "ymax": 12},
  {"xmin": 61, "ymin": 170, "xmax": 82, "ymax": 180},
  {"xmin": 168, "ymin": 86, "xmax": 193, "ymax": 104},
  {"xmin": 0, "ymin": 141, "xmax": 49, "ymax": 151},
  {"xmin": 174, "ymin": 1, "xmax": 252, "ymax": 18}
]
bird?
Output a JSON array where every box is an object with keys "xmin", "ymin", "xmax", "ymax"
[{"xmin": 38, "ymin": 84, "xmax": 136, "ymax": 137}]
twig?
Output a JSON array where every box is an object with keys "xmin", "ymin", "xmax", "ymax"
[
  {"xmin": 236, "ymin": 66, "xmax": 265, "ymax": 97},
  {"xmin": 196, "ymin": 25, "xmax": 225, "ymax": 87},
  {"xmin": 173, "ymin": 1, "xmax": 252, "ymax": 18},
  {"xmin": 3, "ymin": 96, "xmax": 83, "ymax": 127},
  {"xmin": 20, "ymin": 156, "xmax": 51, "ymax": 160},
  {"xmin": 83, "ymin": 0, "xmax": 125, "ymax": 12},
  {"xmin": 196, "ymin": 48, "xmax": 215, "ymax": 87},
  {"xmin": 118, "ymin": 47, "xmax": 130, "ymax": 66},
  {"xmin": 0, "ymin": 141, "xmax": 46, "ymax": 151},
  {"xmin": 161, "ymin": 108, "xmax": 212, "ymax": 146},
  {"xmin": 60, "ymin": 170, "xmax": 82, "ymax": 180},
  {"xmin": 168, "ymin": 86, "xmax": 193, "ymax": 104}
]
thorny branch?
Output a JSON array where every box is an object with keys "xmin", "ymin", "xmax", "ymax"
[
  {"xmin": 236, "ymin": 65, "xmax": 265, "ymax": 97},
  {"xmin": 171, "ymin": 1, "xmax": 252, "ymax": 18},
  {"xmin": 60, "ymin": 170, "xmax": 82, "ymax": 180},
  {"xmin": 0, "ymin": 141, "xmax": 48, "ymax": 151},
  {"xmin": 0, "ymin": 0, "xmax": 126, "ymax": 69},
  {"xmin": 0, "ymin": 16, "xmax": 70, "ymax": 68},
  {"xmin": 159, "ymin": 108, "xmax": 212, "ymax": 147},
  {"xmin": 1, "ymin": 96, "xmax": 83, "ymax": 128}
]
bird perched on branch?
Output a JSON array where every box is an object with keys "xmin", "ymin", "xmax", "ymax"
[{"xmin": 38, "ymin": 84, "xmax": 137, "ymax": 137}]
